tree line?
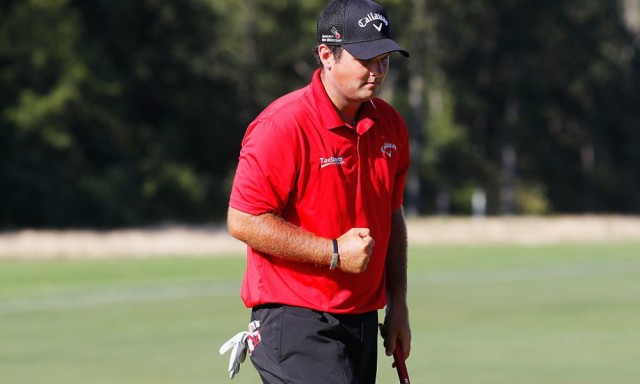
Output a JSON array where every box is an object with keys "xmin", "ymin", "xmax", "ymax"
[{"xmin": 1, "ymin": 0, "xmax": 639, "ymax": 228}]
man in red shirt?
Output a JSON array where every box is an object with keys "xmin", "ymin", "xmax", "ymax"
[{"xmin": 226, "ymin": 0, "xmax": 410, "ymax": 382}]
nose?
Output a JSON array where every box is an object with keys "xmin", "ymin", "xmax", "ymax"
[{"xmin": 369, "ymin": 60, "xmax": 385, "ymax": 76}]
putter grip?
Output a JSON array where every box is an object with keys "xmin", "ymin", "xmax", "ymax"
[{"xmin": 393, "ymin": 342, "xmax": 410, "ymax": 384}]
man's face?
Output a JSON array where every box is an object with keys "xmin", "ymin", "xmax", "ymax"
[{"xmin": 322, "ymin": 46, "xmax": 390, "ymax": 106}]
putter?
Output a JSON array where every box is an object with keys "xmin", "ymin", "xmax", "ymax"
[{"xmin": 379, "ymin": 324, "xmax": 411, "ymax": 384}]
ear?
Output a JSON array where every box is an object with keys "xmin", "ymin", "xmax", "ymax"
[{"xmin": 317, "ymin": 44, "xmax": 334, "ymax": 69}]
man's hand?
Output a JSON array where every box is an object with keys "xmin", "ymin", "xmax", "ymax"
[
  {"xmin": 336, "ymin": 228, "xmax": 375, "ymax": 274},
  {"xmin": 383, "ymin": 303, "xmax": 411, "ymax": 359}
]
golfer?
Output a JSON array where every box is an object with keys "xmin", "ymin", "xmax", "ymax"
[{"xmin": 227, "ymin": 0, "xmax": 411, "ymax": 382}]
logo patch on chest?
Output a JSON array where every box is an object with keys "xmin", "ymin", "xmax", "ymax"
[
  {"xmin": 320, "ymin": 156, "xmax": 345, "ymax": 168},
  {"xmin": 381, "ymin": 142, "xmax": 398, "ymax": 158}
]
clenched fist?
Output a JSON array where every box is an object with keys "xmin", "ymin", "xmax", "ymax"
[{"xmin": 336, "ymin": 228, "xmax": 375, "ymax": 274}]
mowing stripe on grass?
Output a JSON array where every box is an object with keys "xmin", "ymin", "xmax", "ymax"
[
  {"xmin": 0, "ymin": 280, "xmax": 239, "ymax": 315},
  {"xmin": 412, "ymin": 259, "xmax": 640, "ymax": 285},
  {"xmin": 4, "ymin": 259, "xmax": 639, "ymax": 314}
]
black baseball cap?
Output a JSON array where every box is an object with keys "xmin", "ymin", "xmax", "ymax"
[{"xmin": 317, "ymin": 0, "xmax": 409, "ymax": 60}]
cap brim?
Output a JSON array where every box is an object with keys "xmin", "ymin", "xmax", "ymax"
[{"xmin": 343, "ymin": 39, "xmax": 410, "ymax": 60}]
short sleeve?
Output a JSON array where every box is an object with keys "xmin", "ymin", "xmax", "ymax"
[{"xmin": 229, "ymin": 118, "xmax": 300, "ymax": 215}]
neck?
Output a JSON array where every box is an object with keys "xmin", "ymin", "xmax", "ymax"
[{"xmin": 338, "ymin": 104, "xmax": 362, "ymax": 126}]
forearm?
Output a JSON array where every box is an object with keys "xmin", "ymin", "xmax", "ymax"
[
  {"xmin": 382, "ymin": 207, "xmax": 411, "ymax": 357},
  {"xmin": 227, "ymin": 206, "xmax": 333, "ymax": 266},
  {"xmin": 386, "ymin": 207, "xmax": 408, "ymax": 306}
]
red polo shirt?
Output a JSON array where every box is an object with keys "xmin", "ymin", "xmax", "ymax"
[{"xmin": 229, "ymin": 69, "xmax": 409, "ymax": 314}]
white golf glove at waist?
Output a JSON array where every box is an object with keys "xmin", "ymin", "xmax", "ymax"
[{"xmin": 219, "ymin": 320, "xmax": 261, "ymax": 379}]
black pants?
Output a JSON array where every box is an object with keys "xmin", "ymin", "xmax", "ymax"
[{"xmin": 250, "ymin": 304, "xmax": 379, "ymax": 384}]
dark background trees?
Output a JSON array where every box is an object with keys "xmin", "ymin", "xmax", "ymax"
[{"xmin": 1, "ymin": 0, "xmax": 639, "ymax": 228}]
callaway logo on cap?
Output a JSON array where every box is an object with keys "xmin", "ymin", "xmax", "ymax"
[{"xmin": 317, "ymin": 0, "xmax": 410, "ymax": 60}]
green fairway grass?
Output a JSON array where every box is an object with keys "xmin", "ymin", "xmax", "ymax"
[{"xmin": 1, "ymin": 242, "xmax": 639, "ymax": 383}]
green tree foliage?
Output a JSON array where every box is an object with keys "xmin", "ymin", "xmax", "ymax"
[
  {"xmin": 70, "ymin": 0, "xmax": 245, "ymax": 225},
  {"xmin": 2, "ymin": 0, "xmax": 250, "ymax": 226},
  {"xmin": 1, "ymin": 0, "xmax": 639, "ymax": 227},
  {"xmin": 418, "ymin": 0, "xmax": 640, "ymax": 214},
  {"xmin": 1, "ymin": 0, "xmax": 88, "ymax": 226}
]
